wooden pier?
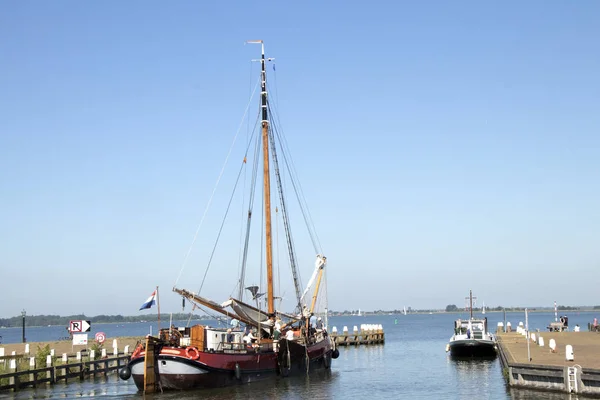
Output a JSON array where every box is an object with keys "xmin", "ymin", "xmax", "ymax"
[
  {"xmin": 497, "ymin": 329, "xmax": 600, "ymax": 396},
  {"xmin": 330, "ymin": 324, "xmax": 385, "ymax": 346}
]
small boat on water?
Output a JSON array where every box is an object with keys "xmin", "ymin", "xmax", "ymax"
[{"xmin": 447, "ymin": 290, "xmax": 497, "ymax": 358}]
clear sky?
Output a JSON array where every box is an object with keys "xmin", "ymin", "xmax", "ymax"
[{"xmin": 1, "ymin": 1, "xmax": 599, "ymax": 318}]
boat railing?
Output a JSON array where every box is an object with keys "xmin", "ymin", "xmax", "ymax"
[
  {"xmin": 215, "ymin": 340, "xmax": 275, "ymax": 354},
  {"xmin": 218, "ymin": 342, "xmax": 248, "ymax": 353}
]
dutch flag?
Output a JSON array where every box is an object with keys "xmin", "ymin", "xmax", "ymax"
[{"xmin": 139, "ymin": 290, "xmax": 157, "ymax": 310}]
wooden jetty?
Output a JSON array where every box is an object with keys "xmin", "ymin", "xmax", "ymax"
[
  {"xmin": 330, "ymin": 324, "xmax": 384, "ymax": 346},
  {"xmin": 497, "ymin": 328, "xmax": 600, "ymax": 396}
]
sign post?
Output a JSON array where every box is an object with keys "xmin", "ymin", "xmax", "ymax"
[
  {"xmin": 525, "ymin": 308, "xmax": 531, "ymax": 362},
  {"xmin": 69, "ymin": 320, "xmax": 91, "ymax": 353}
]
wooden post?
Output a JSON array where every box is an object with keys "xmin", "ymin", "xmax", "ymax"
[
  {"xmin": 29, "ymin": 357, "xmax": 35, "ymax": 386},
  {"xmin": 9, "ymin": 358, "xmax": 16, "ymax": 389},
  {"xmin": 144, "ymin": 337, "xmax": 157, "ymax": 393}
]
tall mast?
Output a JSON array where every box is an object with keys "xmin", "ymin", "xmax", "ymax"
[{"xmin": 251, "ymin": 40, "xmax": 275, "ymax": 316}]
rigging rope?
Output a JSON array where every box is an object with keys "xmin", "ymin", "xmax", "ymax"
[
  {"xmin": 197, "ymin": 121, "xmax": 260, "ymax": 296},
  {"xmin": 267, "ymin": 121, "xmax": 303, "ymax": 312},
  {"xmin": 270, "ymin": 113, "xmax": 322, "ymax": 254},
  {"xmin": 234, "ymin": 60, "xmax": 256, "ymax": 298},
  {"xmin": 238, "ymin": 123, "xmax": 262, "ymax": 300},
  {"xmin": 267, "ymin": 85, "xmax": 323, "ymax": 255},
  {"xmin": 173, "ymin": 78, "xmax": 260, "ymax": 289}
]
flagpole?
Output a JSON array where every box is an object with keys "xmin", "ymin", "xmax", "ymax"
[{"xmin": 157, "ymin": 286, "xmax": 161, "ymax": 334}]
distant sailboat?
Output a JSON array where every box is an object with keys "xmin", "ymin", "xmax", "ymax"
[
  {"xmin": 357, "ymin": 308, "xmax": 362, "ymax": 317},
  {"xmin": 403, "ymin": 306, "xmax": 407, "ymax": 316},
  {"xmin": 482, "ymin": 301, "xmax": 486, "ymax": 315}
]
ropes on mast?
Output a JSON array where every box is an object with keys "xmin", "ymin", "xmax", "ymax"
[
  {"xmin": 173, "ymin": 79, "xmax": 260, "ymax": 289},
  {"xmin": 267, "ymin": 119, "xmax": 303, "ymax": 312},
  {"xmin": 197, "ymin": 134, "xmax": 259, "ymax": 296},
  {"xmin": 267, "ymin": 93, "xmax": 323, "ymax": 255},
  {"xmin": 237, "ymin": 118, "xmax": 262, "ymax": 300}
]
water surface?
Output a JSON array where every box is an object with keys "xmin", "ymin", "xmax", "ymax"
[{"xmin": 2, "ymin": 311, "xmax": 597, "ymax": 399}]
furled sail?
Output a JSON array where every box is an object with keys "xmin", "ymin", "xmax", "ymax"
[
  {"xmin": 221, "ymin": 298, "xmax": 273, "ymax": 327},
  {"xmin": 300, "ymin": 255, "xmax": 327, "ymax": 304}
]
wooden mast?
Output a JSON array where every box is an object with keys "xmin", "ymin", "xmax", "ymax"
[
  {"xmin": 256, "ymin": 40, "xmax": 275, "ymax": 316},
  {"xmin": 309, "ymin": 268, "xmax": 325, "ymax": 314}
]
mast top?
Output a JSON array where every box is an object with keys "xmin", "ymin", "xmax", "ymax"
[{"xmin": 246, "ymin": 40, "xmax": 264, "ymax": 56}]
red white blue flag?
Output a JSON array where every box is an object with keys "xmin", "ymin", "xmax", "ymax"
[{"xmin": 139, "ymin": 290, "xmax": 157, "ymax": 310}]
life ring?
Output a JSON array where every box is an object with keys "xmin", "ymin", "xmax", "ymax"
[{"xmin": 186, "ymin": 347, "xmax": 200, "ymax": 360}]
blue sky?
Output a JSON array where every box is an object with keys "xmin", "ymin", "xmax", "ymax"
[{"xmin": 1, "ymin": 1, "xmax": 599, "ymax": 318}]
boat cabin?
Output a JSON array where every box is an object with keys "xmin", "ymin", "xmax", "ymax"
[
  {"xmin": 454, "ymin": 318, "xmax": 488, "ymax": 339},
  {"xmin": 159, "ymin": 325, "xmax": 276, "ymax": 354}
]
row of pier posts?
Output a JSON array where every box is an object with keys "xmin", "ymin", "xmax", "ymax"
[
  {"xmin": 496, "ymin": 321, "xmax": 575, "ymax": 361},
  {"xmin": 330, "ymin": 324, "xmax": 384, "ymax": 346},
  {"xmin": 0, "ymin": 341, "xmax": 133, "ymax": 391}
]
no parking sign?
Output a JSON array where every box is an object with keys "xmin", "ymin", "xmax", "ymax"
[{"xmin": 95, "ymin": 332, "xmax": 106, "ymax": 344}]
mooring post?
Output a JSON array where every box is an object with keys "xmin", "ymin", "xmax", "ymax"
[
  {"xmin": 29, "ymin": 357, "xmax": 35, "ymax": 386},
  {"xmin": 144, "ymin": 336, "xmax": 157, "ymax": 393},
  {"xmin": 9, "ymin": 358, "xmax": 16, "ymax": 389}
]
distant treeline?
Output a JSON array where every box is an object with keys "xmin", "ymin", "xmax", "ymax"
[
  {"xmin": 0, "ymin": 313, "xmax": 207, "ymax": 328},
  {"xmin": 3, "ymin": 306, "xmax": 600, "ymax": 327},
  {"xmin": 444, "ymin": 305, "xmax": 598, "ymax": 313}
]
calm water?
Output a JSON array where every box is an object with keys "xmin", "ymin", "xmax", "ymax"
[{"xmin": 1, "ymin": 311, "xmax": 597, "ymax": 399}]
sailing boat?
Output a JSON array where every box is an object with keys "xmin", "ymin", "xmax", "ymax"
[
  {"xmin": 482, "ymin": 301, "xmax": 486, "ymax": 315},
  {"xmin": 447, "ymin": 290, "xmax": 497, "ymax": 358},
  {"xmin": 120, "ymin": 41, "xmax": 337, "ymax": 391}
]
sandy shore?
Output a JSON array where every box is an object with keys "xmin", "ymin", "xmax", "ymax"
[{"xmin": 0, "ymin": 336, "xmax": 143, "ymax": 357}]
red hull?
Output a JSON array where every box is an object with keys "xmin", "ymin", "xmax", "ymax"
[{"xmin": 128, "ymin": 338, "xmax": 332, "ymax": 390}]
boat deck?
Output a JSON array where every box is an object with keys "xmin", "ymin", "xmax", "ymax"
[{"xmin": 497, "ymin": 331, "xmax": 600, "ymax": 368}]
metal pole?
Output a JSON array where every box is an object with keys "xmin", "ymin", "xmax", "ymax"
[
  {"xmin": 503, "ymin": 308, "xmax": 507, "ymax": 333},
  {"xmin": 525, "ymin": 308, "xmax": 531, "ymax": 362},
  {"xmin": 21, "ymin": 309, "xmax": 26, "ymax": 343},
  {"xmin": 156, "ymin": 286, "xmax": 160, "ymax": 334}
]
